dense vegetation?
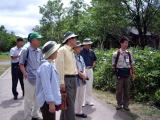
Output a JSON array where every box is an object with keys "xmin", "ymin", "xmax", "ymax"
[
  {"xmin": 94, "ymin": 47, "xmax": 160, "ymax": 106},
  {"xmin": 34, "ymin": 0, "xmax": 160, "ymax": 49},
  {"xmin": 0, "ymin": 25, "xmax": 17, "ymax": 52}
]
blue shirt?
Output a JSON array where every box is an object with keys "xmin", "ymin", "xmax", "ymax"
[
  {"xmin": 36, "ymin": 60, "xmax": 61, "ymax": 107},
  {"xmin": 19, "ymin": 46, "xmax": 43, "ymax": 85},
  {"xmin": 80, "ymin": 48, "xmax": 97, "ymax": 67},
  {"xmin": 75, "ymin": 54, "xmax": 86, "ymax": 86}
]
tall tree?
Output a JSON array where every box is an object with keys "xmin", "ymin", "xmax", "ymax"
[
  {"xmin": 120, "ymin": 0, "xmax": 160, "ymax": 46},
  {"xmin": 35, "ymin": 0, "xmax": 65, "ymax": 43}
]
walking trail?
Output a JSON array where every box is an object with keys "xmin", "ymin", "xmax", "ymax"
[{"xmin": 0, "ymin": 68, "xmax": 132, "ymax": 120}]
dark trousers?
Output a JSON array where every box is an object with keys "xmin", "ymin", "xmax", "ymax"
[
  {"xmin": 11, "ymin": 63, "xmax": 24, "ymax": 97},
  {"xmin": 116, "ymin": 77, "xmax": 130, "ymax": 107},
  {"xmin": 40, "ymin": 102, "xmax": 56, "ymax": 120},
  {"xmin": 60, "ymin": 76, "xmax": 77, "ymax": 120}
]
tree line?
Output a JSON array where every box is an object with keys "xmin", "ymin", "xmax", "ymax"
[
  {"xmin": 34, "ymin": 0, "xmax": 160, "ymax": 49},
  {"xmin": 0, "ymin": 25, "xmax": 17, "ymax": 52}
]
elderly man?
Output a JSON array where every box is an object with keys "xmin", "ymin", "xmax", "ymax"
[
  {"xmin": 56, "ymin": 31, "xmax": 78, "ymax": 120},
  {"xmin": 80, "ymin": 38, "xmax": 97, "ymax": 106},
  {"xmin": 19, "ymin": 32, "xmax": 43, "ymax": 120}
]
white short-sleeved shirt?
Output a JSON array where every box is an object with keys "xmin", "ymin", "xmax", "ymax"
[{"xmin": 10, "ymin": 46, "xmax": 23, "ymax": 63}]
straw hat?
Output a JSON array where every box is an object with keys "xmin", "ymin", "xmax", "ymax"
[{"xmin": 42, "ymin": 41, "xmax": 61, "ymax": 59}]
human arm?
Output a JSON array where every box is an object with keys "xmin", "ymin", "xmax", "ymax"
[{"xmin": 55, "ymin": 48, "xmax": 65, "ymax": 91}]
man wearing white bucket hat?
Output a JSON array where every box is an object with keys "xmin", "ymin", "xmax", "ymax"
[
  {"xmin": 36, "ymin": 41, "xmax": 61, "ymax": 120},
  {"xmin": 81, "ymin": 38, "xmax": 97, "ymax": 107},
  {"xmin": 56, "ymin": 31, "xmax": 78, "ymax": 120}
]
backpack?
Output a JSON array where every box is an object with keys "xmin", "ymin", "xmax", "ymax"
[
  {"xmin": 115, "ymin": 49, "xmax": 132, "ymax": 68},
  {"xmin": 114, "ymin": 49, "xmax": 132, "ymax": 78}
]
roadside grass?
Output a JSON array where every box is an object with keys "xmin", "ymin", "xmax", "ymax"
[
  {"xmin": 93, "ymin": 89, "xmax": 160, "ymax": 120},
  {"xmin": 0, "ymin": 65, "xmax": 10, "ymax": 76},
  {"xmin": 0, "ymin": 52, "xmax": 10, "ymax": 76},
  {"xmin": 0, "ymin": 52, "xmax": 10, "ymax": 62}
]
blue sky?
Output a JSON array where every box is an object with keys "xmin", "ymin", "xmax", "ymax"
[{"xmin": 0, "ymin": 0, "xmax": 91, "ymax": 37}]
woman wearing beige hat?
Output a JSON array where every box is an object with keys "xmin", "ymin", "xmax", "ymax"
[{"xmin": 36, "ymin": 41, "xmax": 61, "ymax": 120}]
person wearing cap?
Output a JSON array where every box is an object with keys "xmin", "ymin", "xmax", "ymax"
[
  {"xmin": 36, "ymin": 41, "xmax": 61, "ymax": 120},
  {"xmin": 19, "ymin": 32, "xmax": 43, "ymax": 120},
  {"xmin": 74, "ymin": 41, "xmax": 88, "ymax": 118},
  {"xmin": 10, "ymin": 37, "xmax": 24, "ymax": 100},
  {"xmin": 80, "ymin": 38, "xmax": 97, "ymax": 107},
  {"xmin": 56, "ymin": 31, "xmax": 78, "ymax": 120}
]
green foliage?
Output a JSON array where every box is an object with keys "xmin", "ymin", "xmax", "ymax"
[
  {"xmin": 34, "ymin": 0, "xmax": 160, "ymax": 48},
  {"xmin": 94, "ymin": 47, "xmax": 160, "ymax": 103},
  {"xmin": 154, "ymin": 89, "xmax": 160, "ymax": 103},
  {"xmin": 0, "ymin": 25, "xmax": 16, "ymax": 52}
]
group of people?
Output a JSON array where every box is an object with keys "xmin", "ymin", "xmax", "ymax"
[{"xmin": 10, "ymin": 31, "xmax": 97, "ymax": 120}]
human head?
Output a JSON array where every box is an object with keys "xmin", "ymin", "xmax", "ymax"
[
  {"xmin": 42, "ymin": 41, "xmax": 61, "ymax": 60},
  {"xmin": 16, "ymin": 37, "xmax": 24, "ymax": 48},
  {"xmin": 120, "ymin": 36, "xmax": 129, "ymax": 50},
  {"xmin": 63, "ymin": 31, "xmax": 78, "ymax": 48},
  {"xmin": 82, "ymin": 38, "xmax": 93, "ymax": 50},
  {"xmin": 28, "ymin": 32, "xmax": 43, "ymax": 48},
  {"xmin": 73, "ymin": 41, "xmax": 82, "ymax": 54}
]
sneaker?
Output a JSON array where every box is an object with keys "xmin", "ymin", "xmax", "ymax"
[
  {"xmin": 116, "ymin": 105, "xmax": 122, "ymax": 110},
  {"xmin": 76, "ymin": 113, "xmax": 87, "ymax": 118}
]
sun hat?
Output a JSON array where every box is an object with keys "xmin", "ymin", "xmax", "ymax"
[
  {"xmin": 82, "ymin": 38, "xmax": 93, "ymax": 45},
  {"xmin": 42, "ymin": 41, "xmax": 61, "ymax": 59},
  {"xmin": 75, "ymin": 41, "xmax": 82, "ymax": 47},
  {"xmin": 63, "ymin": 31, "xmax": 78, "ymax": 44}
]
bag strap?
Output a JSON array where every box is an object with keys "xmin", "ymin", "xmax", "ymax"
[
  {"xmin": 115, "ymin": 50, "xmax": 120, "ymax": 68},
  {"xmin": 26, "ymin": 48, "xmax": 29, "ymax": 59},
  {"xmin": 24, "ymin": 48, "xmax": 29, "ymax": 67},
  {"xmin": 127, "ymin": 51, "xmax": 132, "ymax": 65}
]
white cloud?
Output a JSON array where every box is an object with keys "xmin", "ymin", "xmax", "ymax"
[
  {"xmin": 0, "ymin": 0, "xmax": 47, "ymax": 37},
  {"xmin": 0, "ymin": 0, "xmax": 91, "ymax": 38}
]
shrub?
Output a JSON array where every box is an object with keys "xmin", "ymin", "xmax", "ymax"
[{"xmin": 94, "ymin": 47, "xmax": 160, "ymax": 103}]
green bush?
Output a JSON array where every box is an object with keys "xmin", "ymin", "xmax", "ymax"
[
  {"xmin": 154, "ymin": 89, "xmax": 160, "ymax": 103},
  {"xmin": 94, "ymin": 47, "xmax": 160, "ymax": 103}
]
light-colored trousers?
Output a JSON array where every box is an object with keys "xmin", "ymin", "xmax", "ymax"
[
  {"xmin": 84, "ymin": 68, "xmax": 93, "ymax": 104},
  {"xmin": 75, "ymin": 85, "xmax": 85, "ymax": 114},
  {"xmin": 24, "ymin": 79, "xmax": 39, "ymax": 120}
]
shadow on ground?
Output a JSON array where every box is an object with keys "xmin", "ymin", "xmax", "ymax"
[
  {"xmin": 10, "ymin": 110, "xmax": 24, "ymax": 120},
  {"xmin": 0, "ymin": 98, "xmax": 23, "ymax": 108},
  {"xmin": 76, "ymin": 105, "xmax": 96, "ymax": 120},
  {"xmin": 113, "ymin": 110, "xmax": 138, "ymax": 120}
]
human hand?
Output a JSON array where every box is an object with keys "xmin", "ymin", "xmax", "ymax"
[
  {"xmin": 49, "ymin": 102, "xmax": 55, "ymax": 113},
  {"xmin": 60, "ymin": 84, "xmax": 65, "ymax": 91}
]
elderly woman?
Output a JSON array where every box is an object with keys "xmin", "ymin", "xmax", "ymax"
[
  {"xmin": 36, "ymin": 41, "xmax": 61, "ymax": 120},
  {"xmin": 74, "ymin": 41, "xmax": 88, "ymax": 118}
]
